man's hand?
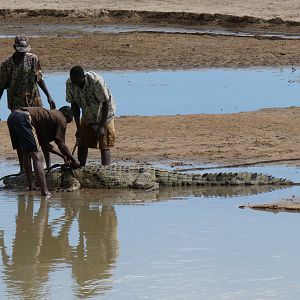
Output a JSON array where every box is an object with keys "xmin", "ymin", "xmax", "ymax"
[
  {"xmin": 71, "ymin": 159, "xmax": 80, "ymax": 169},
  {"xmin": 48, "ymin": 96, "xmax": 56, "ymax": 109}
]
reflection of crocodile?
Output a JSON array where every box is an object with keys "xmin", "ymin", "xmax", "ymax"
[
  {"xmin": 3, "ymin": 164, "xmax": 295, "ymax": 192},
  {"xmin": 51, "ymin": 185, "xmax": 290, "ymax": 205}
]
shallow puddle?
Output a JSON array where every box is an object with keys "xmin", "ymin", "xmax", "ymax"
[
  {"xmin": 0, "ymin": 68, "xmax": 300, "ymax": 120},
  {"xmin": 1, "ymin": 163, "xmax": 300, "ymax": 298},
  {"xmin": 1, "ymin": 23, "xmax": 300, "ymax": 40}
]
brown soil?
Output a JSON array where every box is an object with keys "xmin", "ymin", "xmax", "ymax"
[
  {"xmin": 1, "ymin": 107, "xmax": 300, "ymax": 166},
  {"xmin": 0, "ymin": 33, "xmax": 299, "ymax": 71}
]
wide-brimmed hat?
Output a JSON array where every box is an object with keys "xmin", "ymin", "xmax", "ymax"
[{"xmin": 14, "ymin": 35, "xmax": 31, "ymax": 53}]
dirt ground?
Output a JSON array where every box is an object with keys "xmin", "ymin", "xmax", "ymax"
[
  {"xmin": 1, "ymin": 107, "xmax": 300, "ymax": 166},
  {"xmin": 0, "ymin": 3, "xmax": 300, "ymax": 166},
  {"xmin": 1, "ymin": 0, "xmax": 300, "ymax": 22},
  {"xmin": 1, "ymin": 33, "xmax": 300, "ymax": 71}
]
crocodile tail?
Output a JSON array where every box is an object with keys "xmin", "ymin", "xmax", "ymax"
[{"xmin": 156, "ymin": 170, "xmax": 294, "ymax": 186}]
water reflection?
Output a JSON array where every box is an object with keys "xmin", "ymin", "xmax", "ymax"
[
  {"xmin": 0, "ymin": 183, "xmax": 288, "ymax": 297},
  {"xmin": 0, "ymin": 195, "xmax": 118, "ymax": 299},
  {"xmin": 0, "ymin": 180, "xmax": 299, "ymax": 298}
]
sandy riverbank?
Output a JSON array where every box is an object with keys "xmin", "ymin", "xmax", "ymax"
[{"xmin": 1, "ymin": 107, "xmax": 300, "ymax": 166}]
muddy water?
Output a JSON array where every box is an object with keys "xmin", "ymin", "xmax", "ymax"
[
  {"xmin": 1, "ymin": 23, "xmax": 300, "ymax": 40},
  {"xmin": 1, "ymin": 163, "xmax": 300, "ymax": 298},
  {"xmin": 0, "ymin": 68, "xmax": 300, "ymax": 120}
]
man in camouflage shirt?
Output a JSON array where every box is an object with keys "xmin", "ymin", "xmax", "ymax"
[
  {"xmin": 66, "ymin": 66, "xmax": 116, "ymax": 166},
  {"xmin": 0, "ymin": 35, "xmax": 56, "ymax": 171}
]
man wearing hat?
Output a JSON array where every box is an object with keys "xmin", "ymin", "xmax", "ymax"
[{"xmin": 0, "ymin": 35, "xmax": 56, "ymax": 172}]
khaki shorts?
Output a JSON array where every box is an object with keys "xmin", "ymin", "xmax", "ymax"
[{"xmin": 78, "ymin": 118, "xmax": 115, "ymax": 149}]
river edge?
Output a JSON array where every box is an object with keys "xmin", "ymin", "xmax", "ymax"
[{"xmin": 1, "ymin": 107, "xmax": 300, "ymax": 166}]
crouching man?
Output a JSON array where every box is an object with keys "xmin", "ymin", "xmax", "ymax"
[{"xmin": 7, "ymin": 106, "xmax": 80, "ymax": 196}]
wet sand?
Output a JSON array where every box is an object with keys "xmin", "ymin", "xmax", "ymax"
[{"xmin": 1, "ymin": 107, "xmax": 300, "ymax": 165}]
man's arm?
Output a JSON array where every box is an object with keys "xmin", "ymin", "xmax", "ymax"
[
  {"xmin": 100, "ymin": 101, "xmax": 108, "ymax": 127},
  {"xmin": 54, "ymin": 139, "xmax": 80, "ymax": 167},
  {"xmin": 37, "ymin": 79, "xmax": 56, "ymax": 109},
  {"xmin": 98, "ymin": 101, "xmax": 108, "ymax": 135},
  {"xmin": 94, "ymin": 76, "xmax": 112, "ymax": 134},
  {"xmin": 42, "ymin": 143, "xmax": 67, "ymax": 167},
  {"xmin": 71, "ymin": 102, "xmax": 81, "ymax": 139}
]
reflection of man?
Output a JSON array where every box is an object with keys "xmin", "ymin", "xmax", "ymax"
[
  {"xmin": 0, "ymin": 35, "xmax": 56, "ymax": 172},
  {"xmin": 66, "ymin": 66, "xmax": 116, "ymax": 166},
  {"xmin": 0, "ymin": 195, "xmax": 118, "ymax": 299},
  {"xmin": 7, "ymin": 106, "xmax": 79, "ymax": 196},
  {"xmin": 72, "ymin": 204, "xmax": 118, "ymax": 297},
  {"xmin": 0, "ymin": 195, "xmax": 49, "ymax": 298}
]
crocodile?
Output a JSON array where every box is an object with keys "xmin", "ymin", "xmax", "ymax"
[{"xmin": 2, "ymin": 164, "xmax": 295, "ymax": 192}]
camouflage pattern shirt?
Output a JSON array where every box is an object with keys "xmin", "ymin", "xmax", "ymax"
[
  {"xmin": 0, "ymin": 53, "xmax": 43, "ymax": 111},
  {"xmin": 66, "ymin": 71, "xmax": 116, "ymax": 124}
]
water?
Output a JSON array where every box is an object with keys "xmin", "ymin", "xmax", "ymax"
[
  {"xmin": 0, "ymin": 68, "xmax": 300, "ymax": 120},
  {"xmin": 1, "ymin": 163, "xmax": 300, "ymax": 299},
  {"xmin": 1, "ymin": 23, "xmax": 300, "ymax": 40}
]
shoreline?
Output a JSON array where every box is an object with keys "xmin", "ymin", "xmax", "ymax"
[{"xmin": 1, "ymin": 107, "xmax": 300, "ymax": 166}]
